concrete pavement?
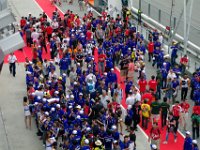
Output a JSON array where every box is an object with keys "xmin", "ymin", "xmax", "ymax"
[
  {"xmin": 132, "ymin": 0, "xmax": 200, "ymax": 47},
  {"xmin": 0, "ymin": 0, "xmax": 151, "ymax": 150}
]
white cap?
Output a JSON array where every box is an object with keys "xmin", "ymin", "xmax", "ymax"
[
  {"xmin": 186, "ymin": 131, "xmax": 191, "ymax": 135},
  {"xmin": 42, "ymin": 98, "xmax": 47, "ymax": 102},
  {"xmin": 88, "ymin": 64, "xmax": 91, "ymax": 68},
  {"xmin": 128, "ymin": 105, "xmax": 132, "ymax": 110},
  {"xmin": 62, "ymin": 73, "xmax": 66, "ymax": 76},
  {"xmin": 151, "ymin": 144, "xmax": 157, "ymax": 149},
  {"xmin": 86, "ymin": 127, "xmax": 91, "ymax": 132},
  {"xmin": 84, "ymin": 139, "xmax": 89, "ymax": 144},
  {"xmin": 76, "ymin": 115, "xmax": 81, "ymax": 119},
  {"xmin": 104, "ymin": 72, "xmax": 107, "ymax": 76},
  {"xmin": 74, "ymin": 81, "xmax": 78, "ymax": 85},
  {"xmin": 192, "ymin": 140, "xmax": 197, "ymax": 144},
  {"xmin": 77, "ymin": 63, "xmax": 80, "ymax": 66},
  {"xmin": 111, "ymin": 125, "xmax": 117, "ymax": 130},
  {"xmin": 68, "ymin": 105, "xmax": 73, "ymax": 109},
  {"xmin": 51, "ymin": 107, "xmax": 55, "ymax": 112},
  {"xmin": 45, "ymin": 111, "xmax": 49, "ymax": 116},
  {"xmin": 80, "ymin": 110, "xmax": 84, "ymax": 114},
  {"xmin": 34, "ymin": 102, "xmax": 38, "ymax": 105},
  {"xmin": 72, "ymin": 130, "xmax": 77, "ymax": 135},
  {"xmin": 70, "ymin": 95, "xmax": 74, "ymax": 99},
  {"xmin": 113, "ymin": 140, "xmax": 118, "ymax": 144},
  {"xmin": 66, "ymin": 95, "xmax": 69, "ymax": 99},
  {"xmin": 54, "ymin": 91, "xmax": 59, "ymax": 94},
  {"xmin": 79, "ymin": 93, "xmax": 83, "ymax": 96},
  {"xmin": 111, "ymin": 68, "xmax": 114, "ymax": 71},
  {"xmin": 56, "ymin": 104, "xmax": 61, "ymax": 108},
  {"xmin": 76, "ymin": 105, "xmax": 81, "ymax": 109},
  {"xmin": 26, "ymin": 71, "xmax": 32, "ymax": 75}
]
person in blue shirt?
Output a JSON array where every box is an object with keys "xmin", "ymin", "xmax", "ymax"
[
  {"xmin": 125, "ymin": 81, "xmax": 133, "ymax": 97},
  {"xmin": 190, "ymin": 73, "xmax": 199, "ymax": 100},
  {"xmin": 59, "ymin": 55, "xmax": 69, "ymax": 75},
  {"xmin": 157, "ymin": 50, "xmax": 164, "ymax": 69},
  {"xmin": 192, "ymin": 140, "xmax": 199, "ymax": 150},
  {"xmin": 152, "ymin": 47, "xmax": 160, "ymax": 67},
  {"xmin": 183, "ymin": 131, "xmax": 193, "ymax": 150},
  {"xmin": 111, "ymin": 125, "xmax": 120, "ymax": 140},
  {"xmin": 193, "ymin": 88, "xmax": 200, "ymax": 104},
  {"xmin": 37, "ymin": 46, "xmax": 43, "ymax": 62},
  {"xmin": 104, "ymin": 130, "xmax": 114, "ymax": 150},
  {"xmin": 108, "ymin": 68, "xmax": 117, "ymax": 88},
  {"xmin": 161, "ymin": 63, "xmax": 168, "ymax": 88},
  {"xmin": 120, "ymin": 135, "xmax": 130, "ymax": 149},
  {"xmin": 171, "ymin": 45, "xmax": 178, "ymax": 67}
]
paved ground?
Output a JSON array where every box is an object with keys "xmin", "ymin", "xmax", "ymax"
[
  {"xmin": 132, "ymin": 0, "xmax": 200, "ymax": 47},
  {"xmin": 0, "ymin": 64, "xmax": 43, "ymax": 150},
  {"xmin": 0, "ymin": 0, "xmax": 150, "ymax": 150},
  {"xmin": 1, "ymin": 0, "xmax": 199, "ymax": 149}
]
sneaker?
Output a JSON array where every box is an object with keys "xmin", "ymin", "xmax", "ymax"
[
  {"xmin": 174, "ymin": 138, "xmax": 177, "ymax": 143},
  {"xmin": 163, "ymin": 141, "xmax": 168, "ymax": 144}
]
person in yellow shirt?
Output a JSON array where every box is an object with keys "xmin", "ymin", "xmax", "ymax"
[{"xmin": 141, "ymin": 99, "xmax": 151, "ymax": 130}]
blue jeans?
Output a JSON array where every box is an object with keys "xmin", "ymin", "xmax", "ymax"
[{"xmin": 165, "ymin": 130, "xmax": 177, "ymax": 141}]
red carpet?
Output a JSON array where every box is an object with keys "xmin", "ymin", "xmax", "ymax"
[
  {"xmin": 4, "ymin": 42, "xmax": 51, "ymax": 63},
  {"xmin": 9, "ymin": 0, "xmax": 185, "ymax": 149}
]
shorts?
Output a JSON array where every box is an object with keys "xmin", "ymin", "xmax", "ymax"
[
  {"xmin": 151, "ymin": 139, "xmax": 160, "ymax": 150},
  {"xmin": 151, "ymin": 114, "xmax": 160, "ymax": 121}
]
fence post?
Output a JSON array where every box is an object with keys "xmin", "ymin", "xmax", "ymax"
[
  {"xmin": 173, "ymin": 17, "xmax": 176, "ymax": 29},
  {"xmin": 158, "ymin": 9, "xmax": 161, "ymax": 23},
  {"xmin": 148, "ymin": 3, "xmax": 150, "ymax": 16}
]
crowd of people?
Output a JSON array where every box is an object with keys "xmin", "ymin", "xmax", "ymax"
[{"xmin": 18, "ymin": 3, "xmax": 200, "ymax": 150}]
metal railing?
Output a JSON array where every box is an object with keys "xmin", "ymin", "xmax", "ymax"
[{"xmin": 130, "ymin": 0, "xmax": 200, "ymax": 48}]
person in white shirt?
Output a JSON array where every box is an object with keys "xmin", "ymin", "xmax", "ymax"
[
  {"xmin": 51, "ymin": 19, "xmax": 59, "ymax": 31},
  {"xmin": 100, "ymin": 90, "xmax": 109, "ymax": 109},
  {"xmin": 8, "ymin": 52, "xmax": 18, "ymax": 77},
  {"xmin": 31, "ymin": 29, "xmax": 40, "ymax": 43},
  {"xmin": 159, "ymin": 33, "xmax": 163, "ymax": 47},
  {"xmin": 167, "ymin": 69, "xmax": 177, "ymax": 81},
  {"xmin": 126, "ymin": 90, "xmax": 135, "ymax": 106}
]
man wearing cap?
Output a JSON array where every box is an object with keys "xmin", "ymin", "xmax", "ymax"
[
  {"xmin": 183, "ymin": 131, "xmax": 193, "ymax": 150},
  {"xmin": 81, "ymin": 139, "xmax": 90, "ymax": 150},
  {"xmin": 192, "ymin": 140, "xmax": 199, "ymax": 150},
  {"xmin": 151, "ymin": 144, "xmax": 158, "ymax": 150},
  {"xmin": 108, "ymin": 68, "xmax": 117, "ymax": 88}
]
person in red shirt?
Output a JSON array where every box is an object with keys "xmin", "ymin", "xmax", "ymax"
[
  {"xmin": 171, "ymin": 101, "xmax": 182, "ymax": 133},
  {"xmin": 193, "ymin": 102, "xmax": 200, "ymax": 115},
  {"xmin": 46, "ymin": 24, "xmax": 53, "ymax": 42},
  {"xmin": 138, "ymin": 77, "xmax": 147, "ymax": 94},
  {"xmin": 20, "ymin": 17, "xmax": 26, "ymax": 30},
  {"xmin": 180, "ymin": 54, "xmax": 188, "ymax": 75},
  {"xmin": 107, "ymin": 98, "xmax": 120, "ymax": 114},
  {"xmin": 148, "ymin": 75, "xmax": 157, "ymax": 93},
  {"xmin": 148, "ymin": 41, "xmax": 154, "ymax": 62},
  {"xmin": 142, "ymin": 90, "xmax": 153, "ymax": 105},
  {"xmin": 98, "ymin": 50, "xmax": 106, "ymax": 75},
  {"xmin": 180, "ymin": 99, "xmax": 190, "ymax": 130},
  {"xmin": 75, "ymin": 16, "xmax": 81, "ymax": 27},
  {"xmin": 86, "ymin": 28, "xmax": 93, "ymax": 41},
  {"xmin": 148, "ymin": 122, "xmax": 161, "ymax": 150}
]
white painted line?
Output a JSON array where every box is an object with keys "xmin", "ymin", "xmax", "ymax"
[{"xmin": 32, "ymin": 0, "xmax": 51, "ymax": 21}]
